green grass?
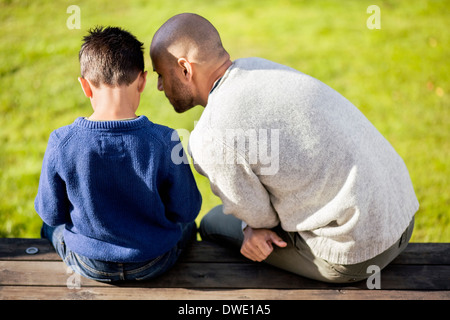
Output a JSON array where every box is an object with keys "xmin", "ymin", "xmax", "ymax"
[{"xmin": 0, "ymin": 0, "xmax": 448, "ymax": 241}]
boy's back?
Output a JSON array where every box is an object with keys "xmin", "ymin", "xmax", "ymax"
[{"xmin": 36, "ymin": 116, "xmax": 201, "ymax": 262}]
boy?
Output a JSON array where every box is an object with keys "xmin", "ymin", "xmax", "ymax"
[{"xmin": 35, "ymin": 26, "xmax": 202, "ymax": 282}]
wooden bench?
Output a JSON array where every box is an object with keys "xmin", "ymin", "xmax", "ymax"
[{"xmin": 0, "ymin": 238, "xmax": 449, "ymax": 300}]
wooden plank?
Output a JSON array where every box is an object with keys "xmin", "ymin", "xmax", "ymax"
[
  {"xmin": 188, "ymin": 242, "xmax": 450, "ymax": 265},
  {"xmin": 2, "ymin": 238, "xmax": 450, "ymax": 265},
  {"xmin": 0, "ymin": 238, "xmax": 246, "ymax": 263},
  {"xmin": 1, "ymin": 238, "xmax": 449, "ymax": 300},
  {"xmin": 0, "ymin": 238, "xmax": 58, "ymax": 261},
  {"xmin": 392, "ymin": 243, "xmax": 450, "ymax": 265},
  {"xmin": 0, "ymin": 260, "xmax": 102, "ymax": 288},
  {"xmin": 0, "ymin": 286, "xmax": 448, "ymax": 300},
  {"xmin": 182, "ymin": 241, "xmax": 246, "ymax": 263},
  {"xmin": 116, "ymin": 263, "xmax": 450, "ymax": 291},
  {"xmin": 1, "ymin": 260, "xmax": 449, "ymax": 290}
]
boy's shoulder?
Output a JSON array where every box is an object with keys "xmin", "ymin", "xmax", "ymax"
[
  {"xmin": 46, "ymin": 116, "xmax": 181, "ymax": 150},
  {"xmin": 144, "ymin": 119, "xmax": 180, "ymax": 146},
  {"xmin": 147, "ymin": 120, "xmax": 174, "ymax": 136},
  {"xmin": 47, "ymin": 120, "xmax": 79, "ymax": 149}
]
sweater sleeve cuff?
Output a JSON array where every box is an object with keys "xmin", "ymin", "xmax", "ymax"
[{"xmin": 241, "ymin": 220, "xmax": 248, "ymax": 233}]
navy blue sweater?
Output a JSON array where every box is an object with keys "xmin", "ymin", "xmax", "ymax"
[{"xmin": 35, "ymin": 116, "xmax": 202, "ymax": 262}]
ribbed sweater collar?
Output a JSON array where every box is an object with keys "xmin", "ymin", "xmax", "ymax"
[{"xmin": 74, "ymin": 115, "xmax": 149, "ymax": 130}]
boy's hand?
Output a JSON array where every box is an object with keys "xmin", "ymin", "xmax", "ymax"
[{"xmin": 240, "ymin": 226, "xmax": 287, "ymax": 262}]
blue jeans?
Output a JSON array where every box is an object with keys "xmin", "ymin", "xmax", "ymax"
[{"xmin": 41, "ymin": 222, "xmax": 196, "ymax": 283}]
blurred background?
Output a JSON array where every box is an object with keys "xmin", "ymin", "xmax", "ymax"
[{"xmin": 0, "ymin": 0, "xmax": 448, "ymax": 241}]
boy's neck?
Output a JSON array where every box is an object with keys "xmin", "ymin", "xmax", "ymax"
[
  {"xmin": 88, "ymin": 84, "xmax": 140, "ymax": 121},
  {"xmin": 88, "ymin": 110, "xmax": 138, "ymax": 121}
]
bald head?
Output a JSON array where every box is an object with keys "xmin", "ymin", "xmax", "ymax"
[
  {"xmin": 151, "ymin": 13, "xmax": 228, "ymax": 65},
  {"xmin": 150, "ymin": 13, "xmax": 232, "ymax": 110}
]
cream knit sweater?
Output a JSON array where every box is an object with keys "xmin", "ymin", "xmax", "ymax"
[{"xmin": 189, "ymin": 57, "xmax": 419, "ymax": 264}]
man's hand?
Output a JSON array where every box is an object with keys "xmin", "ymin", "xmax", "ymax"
[{"xmin": 240, "ymin": 226, "xmax": 287, "ymax": 262}]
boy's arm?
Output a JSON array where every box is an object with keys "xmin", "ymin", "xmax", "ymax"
[
  {"xmin": 162, "ymin": 131, "xmax": 202, "ymax": 223},
  {"xmin": 35, "ymin": 133, "xmax": 70, "ymax": 226}
]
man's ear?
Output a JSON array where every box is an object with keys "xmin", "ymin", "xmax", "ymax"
[
  {"xmin": 137, "ymin": 71, "xmax": 148, "ymax": 93},
  {"xmin": 78, "ymin": 77, "xmax": 93, "ymax": 98},
  {"xmin": 177, "ymin": 58, "xmax": 193, "ymax": 81}
]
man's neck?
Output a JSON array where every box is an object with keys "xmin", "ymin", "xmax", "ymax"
[
  {"xmin": 198, "ymin": 58, "xmax": 232, "ymax": 107},
  {"xmin": 208, "ymin": 59, "xmax": 232, "ymax": 92}
]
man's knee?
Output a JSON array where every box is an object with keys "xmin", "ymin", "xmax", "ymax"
[{"xmin": 199, "ymin": 205, "xmax": 224, "ymax": 236}]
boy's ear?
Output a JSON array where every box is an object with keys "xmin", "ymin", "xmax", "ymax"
[
  {"xmin": 137, "ymin": 71, "xmax": 148, "ymax": 93},
  {"xmin": 177, "ymin": 58, "xmax": 193, "ymax": 81},
  {"xmin": 78, "ymin": 77, "xmax": 93, "ymax": 98}
]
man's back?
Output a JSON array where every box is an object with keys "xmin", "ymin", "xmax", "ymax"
[{"xmin": 190, "ymin": 57, "xmax": 419, "ymax": 264}]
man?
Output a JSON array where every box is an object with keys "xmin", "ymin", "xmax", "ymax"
[{"xmin": 150, "ymin": 13, "xmax": 419, "ymax": 283}]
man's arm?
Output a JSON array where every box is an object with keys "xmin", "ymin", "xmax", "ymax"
[
  {"xmin": 191, "ymin": 130, "xmax": 280, "ymax": 229},
  {"xmin": 191, "ymin": 127, "xmax": 286, "ymax": 260}
]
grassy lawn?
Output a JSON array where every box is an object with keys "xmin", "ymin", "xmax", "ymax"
[{"xmin": 0, "ymin": 0, "xmax": 448, "ymax": 242}]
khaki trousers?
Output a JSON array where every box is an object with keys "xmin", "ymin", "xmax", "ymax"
[{"xmin": 200, "ymin": 205, "xmax": 414, "ymax": 283}]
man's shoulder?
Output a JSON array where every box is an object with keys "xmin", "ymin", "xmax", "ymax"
[
  {"xmin": 221, "ymin": 57, "xmax": 308, "ymax": 95},
  {"xmin": 232, "ymin": 57, "xmax": 298, "ymax": 73}
]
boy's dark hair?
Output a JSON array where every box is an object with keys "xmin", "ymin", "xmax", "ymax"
[{"xmin": 79, "ymin": 26, "xmax": 145, "ymax": 87}]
